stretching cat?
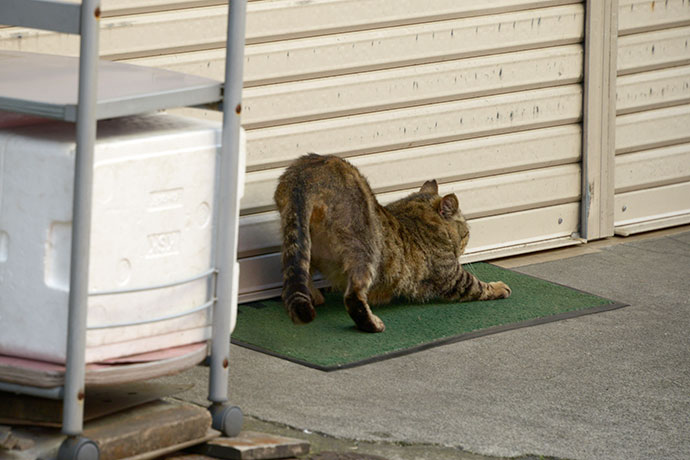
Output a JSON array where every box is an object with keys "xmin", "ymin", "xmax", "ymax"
[{"xmin": 274, "ymin": 153, "xmax": 511, "ymax": 333}]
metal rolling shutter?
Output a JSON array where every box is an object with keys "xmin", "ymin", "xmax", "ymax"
[
  {"xmin": 614, "ymin": 0, "xmax": 690, "ymax": 236},
  {"xmin": 236, "ymin": 1, "xmax": 588, "ymax": 300}
]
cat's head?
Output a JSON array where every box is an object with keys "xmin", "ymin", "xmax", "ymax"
[{"xmin": 419, "ymin": 180, "xmax": 470, "ymax": 255}]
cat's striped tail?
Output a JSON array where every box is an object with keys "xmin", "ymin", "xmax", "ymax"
[{"xmin": 277, "ymin": 187, "xmax": 316, "ymax": 324}]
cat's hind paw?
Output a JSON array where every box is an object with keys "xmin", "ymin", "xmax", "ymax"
[{"xmin": 286, "ymin": 293, "xmax": 317, "ymax": 324}]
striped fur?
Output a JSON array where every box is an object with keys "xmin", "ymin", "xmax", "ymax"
[{"xmin": 274, "ymin": 154, "xmax": 510, "ymax": 332}]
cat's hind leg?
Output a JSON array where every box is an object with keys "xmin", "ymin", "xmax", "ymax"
[{"xmin": 343, "ymin": 262, "xmax": 385, "ymax": 333}]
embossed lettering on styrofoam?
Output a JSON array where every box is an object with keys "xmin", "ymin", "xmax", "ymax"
[
  {"xmin": 147, "ymin": 230, "xmax": 181, "ymax": 258},
  {"xmin": 149, "ymin": 188, "xmax": 184, "ymax": 211}
]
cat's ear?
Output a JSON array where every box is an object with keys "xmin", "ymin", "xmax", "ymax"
[
  {"xmin": 420, "ymin": 179, "xmax": 438, "ymax": 194},
  {"xmin": 439, "ymin": 194, "xmax": 459, "ymax": 219}
]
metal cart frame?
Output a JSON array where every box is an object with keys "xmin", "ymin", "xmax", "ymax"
[{"xmin": 0, "ymin": 1, "xmax": 247, "ymax": 458}]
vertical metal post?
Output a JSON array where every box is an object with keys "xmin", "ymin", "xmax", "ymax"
[
  {"xmin": 209, "ymin": 0, "xmax": 247, "ymax": 403},
  {"xmin": 581, "ymin": 0, "xmax": 618, "ymax": 240},
  {"xmin": 62, "ymin": 0, "xmax": 101, "ymax": 436}
]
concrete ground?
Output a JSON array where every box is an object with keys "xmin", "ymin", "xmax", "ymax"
[{"xmin": 159, "ymin": 227, "xmax": 690, "ymax": 460}]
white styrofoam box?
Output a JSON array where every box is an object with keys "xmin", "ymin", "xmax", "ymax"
[{"xmin": 0, "ymin": 113, "xmax": 243, "ymax": 364}]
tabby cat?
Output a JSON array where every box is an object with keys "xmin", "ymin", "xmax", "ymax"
[{"xmin": 274, "ymin": 153, "xmax": 511, "ymax": 333}]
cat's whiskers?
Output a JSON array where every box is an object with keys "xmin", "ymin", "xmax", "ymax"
[{"xmin": 463, "ymin": 262, "xmax": 478, "ymax": 278}]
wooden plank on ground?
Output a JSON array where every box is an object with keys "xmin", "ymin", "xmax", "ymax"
[
  {"xmin": 189, "ymin": 431, "xmax": 310, "ymax": 459},
  {"xmin": 0, "ymin": 382, "xmax": 192, "ymax": 427}
]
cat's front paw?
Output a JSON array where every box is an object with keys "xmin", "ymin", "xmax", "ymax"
[
  {"xmin": 489, "ymin": 281, "xmax": 511, "ymax": 299},
  {"xmin": 311, "ymin": 287, "xmax": 326, "ymax": 306}
]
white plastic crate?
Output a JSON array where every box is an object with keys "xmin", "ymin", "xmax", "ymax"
[{"xmin": 0, "ymin": 113, "xmax": 237, "ymax": 364}]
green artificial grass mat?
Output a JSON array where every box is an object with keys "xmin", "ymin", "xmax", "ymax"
[{"xmin": 231, "ymin": 263, "xmax": 626, "ymax": 371}]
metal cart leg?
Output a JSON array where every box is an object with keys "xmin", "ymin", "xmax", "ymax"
[
  {"xmin": 58, "ymin": 1, "xmax": 101, "ymax": 458},
  {"xmin": 208, "ymin": 0, "xmax": 248, "ymax": 438}
]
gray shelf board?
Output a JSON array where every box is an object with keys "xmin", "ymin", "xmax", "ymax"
[
  {"xmin": 0, "ymin": 50, "xmax": 223, "ymax": 122},
  {"xmin": 0, "ymin": 0, "xmax": 81, "ymax": 34}
]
